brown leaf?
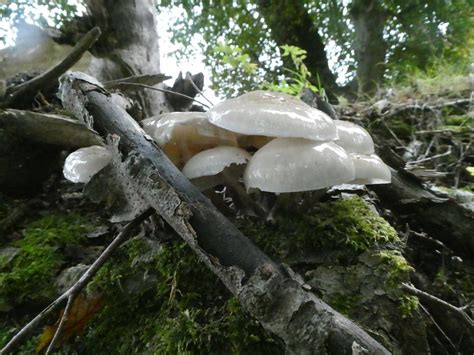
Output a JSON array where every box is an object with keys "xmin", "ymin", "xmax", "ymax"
[{"xmin": 36, "ymin": 294, "xmax": 103, "ymax": 353}]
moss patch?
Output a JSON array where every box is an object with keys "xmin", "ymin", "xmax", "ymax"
[
  {"xmin": 0, "ymin": 214, "xmax": 92, "ymax": 310},
  {"xmin": 82, "ymin": 237, "xmax": 282, "ymax": 354},
  {"xmin": 377, "ymin": 250, "xmax": 414, "ymax": 289},
  {"xmin": 240, "ymin": 196, "xmax": 399, "ymax": 260}
]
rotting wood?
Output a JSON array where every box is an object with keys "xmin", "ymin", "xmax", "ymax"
[{"xmin": 59, "ymin": 72, "xmax": 390, "ymax": 354}]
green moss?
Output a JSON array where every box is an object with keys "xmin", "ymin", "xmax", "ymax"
[
  {"xmin": 444, "ymin": 115, "xmax": 472, "ymax": 127},
  {"xmin": 83, "ymin": 237, "xmax": 282, "ymax": 354},
  {"xmin": 0, "ymin": 214, "xmax": 92, "ymax": 308},
  {"xmin": 326, "ymin": 293, "xmax": 362, "ymax": 317},
  {"xmin": 377, "ymin": 250, "xmax": 414, "ymax": 288},
  {"xmin": 241, "ymin": 196, "xmax": 399, "ymax": 259},
  {"xmin": 399, "ymin": 295, "xmax": 420, "ymax": 319}
]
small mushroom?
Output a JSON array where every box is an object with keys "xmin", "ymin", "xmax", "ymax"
[
  {"xmin": 142, "ymin": 112, "xmax": 238, "ymax": 168},
  {"xmin": 182, "ymin": 146, "xmax": 266, "ymax": 216},
  {"xmin": 334, "ymin": 120, "xmax": 374, "ymax": 154},
  {"xmin": 207, "ymin": 90, "xmax": 337, "ymax": 141},
  {"xmin": 350, "ymin": 153, "xmax": 391, "ymax": 185},
  {"xmin": 63, "ymin": 146, "xmax": 111, "ymax": 184},
  {"xmin": 182, "ymin": 146, "xmax": 251, "ymax": 190},
  {"xmin": 244, "ymin": 138, "xmax": 355, "ymax": 193}
]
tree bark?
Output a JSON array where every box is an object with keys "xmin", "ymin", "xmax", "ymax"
[
  {"xmin": 255, "ymin": 0, "xmax": 339, "ymax": 102},
  {"xmin": 59, "ymin": 73, "xmax": 389, "ymax": 354},
  {"xmin": 84, "ymin": 0, "xmax": 169, "ymax": 117},
  {"xmin": 349, "ymin": 0, "xmax": 388, "ymax": 97}
]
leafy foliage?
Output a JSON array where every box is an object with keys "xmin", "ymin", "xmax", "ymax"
[
  {"xmin": 158, "ymin": 0, "xmax": 474, "ymax": 96},
  {"xmin": 263, "ymin": 45, "xmax": 323, "ymax": 97},
  {"xmin": 0, "ymin": 0, "xmax": 80, "ymax": 44}
]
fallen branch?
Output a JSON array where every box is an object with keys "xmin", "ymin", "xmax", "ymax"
[
  {"xmin": 56, "ymin": 72, "xmax": 390, "ymax": 354},
  {"xmin": 0, "ymin": 109, "xmax": 101, "ymax": 148},
  {"xmin": 1, "ymin": 208, "xmax": 153, "ymax": 354},
  {"xmin": 0, "ymin": 27, "xmax": 101, "ymax": 108}
]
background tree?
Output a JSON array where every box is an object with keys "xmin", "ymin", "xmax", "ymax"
[{"xmin": 159, "ymin": 0, "xmax": 473, "ymax": 99}]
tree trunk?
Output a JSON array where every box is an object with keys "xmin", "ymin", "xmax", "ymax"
[
  {"xmin": 255, "ymin": 0, "xmax": 339, "ymax": 102},
  {"xmin": 84, "ymin": 0, "xmax": 169, "ymax": 117},
  {"xmin": 350, "ymin": 0, "xmax": 388, "ymax": 97}
]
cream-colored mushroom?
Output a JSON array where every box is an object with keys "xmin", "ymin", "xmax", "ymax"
[
  {"xmin": 207, "ymin": 90, "xmax": 337, "ymax": 141},
  {"xmin": 350, "ymin": 153, "xmax": 391, "ymax": 184},
  {"xmin": 63, "ymin": 146, "xmax": 111, "ymax": 183},
  {"xmin": 334, "ymin": 120, "xmax": 374, "ymax": 154},
  {"xmin": 142, "ymin": 112, "xmax": 238, "ymax": 168},
  {"xmin": 244, "ymin": 138, "xmax": 355, "ymax": 193},
  {"xmin": 182, "ymin": 146, "xmax": 251, "ymax": 190}
]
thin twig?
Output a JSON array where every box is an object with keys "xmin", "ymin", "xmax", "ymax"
[
  {"xmin": 0, "ymin": 27, "xmax": 101, "ymax": 108},
  {"xmin": 402, "ymin": 283, "xmax": 474, "ymax": 329},
  {"xmin": 45, "ymin": 296, "xmax": 74, "ymax": 354},
  {"xmin": 419, "ymin": 304, "xmax": 457, "ymax": 352},
  {"xmin": 121, "ymin": 82, "xmax": 211, "ymax": 109},
  {"xmin": 1, "ymin": 208, "xmax": 154, "ymax": 354},
  {"xmin": 185, "ymin": 72, "xmax": 214, "ymax": 106},
  {"xmin": 406, "ymin": 148, "xmax": 452, "ymax": 165}
]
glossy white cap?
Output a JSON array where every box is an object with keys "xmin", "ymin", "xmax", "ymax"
[
  {"xmin": 63, "ymin": 146, "xmax": 111, "ymax": 183},
  {"xmin": 244, "ymin": 138, "xmax": 355, "ymax": 193},
  {"xmin": 350, "ymin": 153, "xmax": 391, "ymax": 184},
  {"xmin": 182, "ymin": 146, "xmax": 251, "ymax": 179},
  {"xmin": 207, "ymin": 90, "xmax": 337, "ymax": 141},
  {"xmin": 334, "ymin": 120, "xmax": 374, "ymax": 154},
  {"xmin": 142, "ymin": 112, "xmax": 238, "ymax": 167}
]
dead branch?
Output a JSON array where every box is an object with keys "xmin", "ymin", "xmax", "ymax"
[
  {"xmin": 0, "ymin": 27, "xmax": 101, "ymax": 109},
  {"xmin": 57, "ymin": 72, "xmax": 390, "ymax": 354},
  {"xmin": 1, "ymin": 208, "xmax": 153, "ymax": 354},
  {"xmin": 0, "ymin": 109, "xmax": 101, "ymax": 148},
  {"xmin": 402, "ymin": 283, "xmax": 474, "ymax": 330}
]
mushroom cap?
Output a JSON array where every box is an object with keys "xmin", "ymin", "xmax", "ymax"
[
  {"xmin": 334, "ymin": 120, "xmax": 375, "ymax": 154},
  {"xmin": 182, "ymin": 146, "xmax": 251, "ymax": 179},
  {"xmin": 142, "ymin": 112, "xmax": 238, "ymax": 167},
  {"xmin": 63, "ymin": 146, "xmax": 111, "ymax": 183},
  {"xmin": 350, "ymin": 153, "xmax": 391, "ymax": 185},
  {"xmin": 207, "ymin": 90, "xmax": 337, "ymax": 141},
  {"xmin": 244, "ymin": 138, "xmax": 355, "ymax": 193}
]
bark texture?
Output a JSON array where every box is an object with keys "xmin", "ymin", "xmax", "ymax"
[
  {"xmin": 84, "ymin": 0, "xmax": 168, "ymax": 116},
  {"xmin": 255, "ymin": 0, "xmax": 339, "ymax": 102},
  {"xmin": 350, "ymin": 0, "xmax": 388, "ymax": 96},
  {"xmin": 59, "ymin": 73, "xmax": 389, "ymax": 354}
]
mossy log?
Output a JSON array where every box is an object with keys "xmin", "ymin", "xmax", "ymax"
[{"xmin": 59, "ymin": 72, "xmax": 389, "ymax": 354}]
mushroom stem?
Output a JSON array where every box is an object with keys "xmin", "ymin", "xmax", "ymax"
[{"xmin": 222, "ymin": 172, "xmax": 267, "ymax": 218}]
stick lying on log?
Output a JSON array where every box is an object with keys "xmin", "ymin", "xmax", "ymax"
[{"xmin": 59, "ymin": 72, "xmax": 389, "ymax": 354}]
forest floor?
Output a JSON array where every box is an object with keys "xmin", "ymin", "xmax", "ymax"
[{"xmin": 0, "ymin": 70, "xmax": 473, "ymax": 354}]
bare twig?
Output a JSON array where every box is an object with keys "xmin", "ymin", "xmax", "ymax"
[
  {"xmin": 120, "ymin": 82, "xmax": 211, "ymax": 109},
  {"xmin": 405, "ymin": 148, "xmax": 452, "ymax": 165},
  {"xmin": 402, "ymin": 283, "xmax": 474, "ymax": 330},
  {"xmin": 419, "ymin": 304, "xmax": 457, "ymax": 352},
  {"xmin": 1, "ymin": 208, "xmax": 154, "ymax": 354},
  {"xmin": 1, "ymin": 27, "xmax": 101, "ymax": 108},
  {"xmin": 185, "ymin": 72, "xmax": 214, "ymax": 107}
]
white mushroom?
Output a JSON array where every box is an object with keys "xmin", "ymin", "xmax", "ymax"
[
  {"xmin": 207, "ymin": 90, "xmax": 337, "ymax": 141},
  {"xmin": 244, "ymin": 138, "xmax": 355, "ymax": 193},
  {"xmin": 350, "ymin": 153, "xmax": 391, "ymax": 185},
  {"xmin": 182, "ymin": 146, "xmax": 251, "ymax": 190},
  {"xmin": 142, "ymin": 112, "xmax": 238, "ymax": 168},
  {"xmin": 334, "ymin": 120, "xmax": 374, "ymax": 154},
  {"xmin": 63, "ymin": 146, "xmax": 111, "ymax": 184}
]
